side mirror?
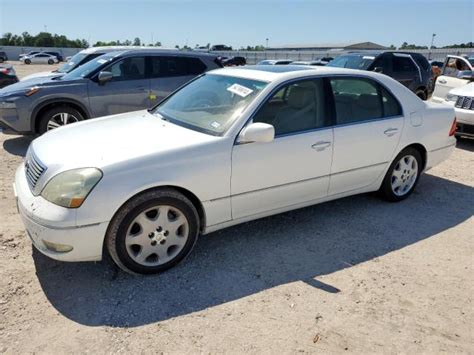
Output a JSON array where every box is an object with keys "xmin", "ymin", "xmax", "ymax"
[
  {"xmin": 457, "ymin": 70, "xmax": 474, "ymax": 81},
  {"xmin": 97, "ymin": 71, "xmax": 113, "ymax": 85},
  {"xmin": 238, "ymin": 122, "xmax": 275, "ymax": 144},
  {"xmin": 373, "ymin": 66, "xmax": 383, "ymax": 73}
]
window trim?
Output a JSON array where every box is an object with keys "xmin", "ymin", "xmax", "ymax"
[{"xmin": 236, "ymin": 74, "xmax": 404, "ymax": 144}]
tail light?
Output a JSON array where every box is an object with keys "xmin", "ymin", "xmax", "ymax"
[
  {"xmin": 0, "ymin": 68, "xmax": 14, "ymax": 76},
  {"xmin": 449, "ymin": 118, "xmax": 457, "ymax": 136}
]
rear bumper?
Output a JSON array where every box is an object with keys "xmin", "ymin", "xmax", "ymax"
[{"xmin": 425, "ymin": 143, "xmax": 456, "ymax": 170}]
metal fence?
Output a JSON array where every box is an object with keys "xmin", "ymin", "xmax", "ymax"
[
  {"xmin": 0, "ymin": 45, "xmax": 83, "ymax": 60},
  {"xmin": 212, "ymin": 48, "xmax": 473, "ymax": 64}
]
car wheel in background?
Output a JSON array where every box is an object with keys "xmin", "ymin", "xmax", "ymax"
[
  {"xmin": 106, "ymin": 188, "xmax": 200, "ymax": 275},
  {"xmin": 24, "ymin": 59, "xmax": 31, "ymax": 65},
  {"xmin": 0, "ymin": 58, "xmax": 4, "ymax": 63},
  {"xmin": 379, "ymin": 147, "xmax": 422, "ymax": 202},
  {"xmin": 416, "ymin": 89, "xmax": 427, "ymax": 100},
  {"xmin": 38, "ymin": 106, "xmax": 85, "ymax": 134},
  {"xmin": 48, "ymin": 59, "xmax": 54, "ymax": 65}
]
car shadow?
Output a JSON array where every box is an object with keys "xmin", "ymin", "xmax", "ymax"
[
  {"xmin": 2, "ymin": 135, "xmax": 33, "ymax": 157},
  {"xmin": 456, "ymin": 138, "xmax": 474, "ymax": 152},
  {"xmin": 32, "ymin": 173, "xmax": 474, "ymax": 327}
]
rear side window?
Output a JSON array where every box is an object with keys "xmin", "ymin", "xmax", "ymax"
[
  {"xmin": 393, "ymin": 56, "xmax": 417, "ymax": 73},
  {"xmin": 329, "ymin": 77, "xmax": 402, "ymax": 124},
  {"xmin": 150, "ymin": 56, "xmax": 207, "ymax": 78}
]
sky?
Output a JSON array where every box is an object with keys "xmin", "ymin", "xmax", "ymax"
[{"xmin": 1, "ymin": 0, "xmax": 473, "ymax": 48}]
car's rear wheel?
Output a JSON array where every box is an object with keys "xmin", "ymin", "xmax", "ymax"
[
  {"xmin": 24, "ymin": 59, "xmax": 31, "ymax": 65},
  {"xmin": 379, "ymin": 148, "xmax": 422, "ymax": 202},
  {"xmin": 0, "ymin": 58, "xmax": 4, "ymax": 63},
  {"xmin": 106, "ymin": 189, "xmax": 200, "ymax": 275},
  {"xmin": 38, "ymin": 106, "xmax": 85, "ymax": 134},
  {"xmin": 48, "ymin": 59, "xmax": 54, "ymax": 65}
]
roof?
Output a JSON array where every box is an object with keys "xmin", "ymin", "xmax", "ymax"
[
  {"xmin": 209, "ymin": 65, "xmax": 375, "ymax": 82},
  {"xmin": 94, "ymin": 48, "xmax": 218, "ymax": 58}
]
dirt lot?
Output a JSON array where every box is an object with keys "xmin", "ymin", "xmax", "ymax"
[{"xmin": 0, "ymin": 64, "xmax": 473, "ymax": 354}]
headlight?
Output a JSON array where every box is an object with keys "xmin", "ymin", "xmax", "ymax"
[
  {"xmin": 41, "ymin": 168, "xmax": 103, "ymax": 208},
  {"xmin": 446, "ymin": 93, "xmax": 458, "ymax": 102}
]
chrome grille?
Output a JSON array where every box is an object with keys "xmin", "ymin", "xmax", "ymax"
[
  {"xmin": 455, "ymin": 96, "xmax": 474, "ymax": 110},
  {"xmin": 25, "ymin": 149, "xmax": 47, "ymax": 192}
]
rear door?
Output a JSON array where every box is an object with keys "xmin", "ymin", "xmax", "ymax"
[
  {"xmin": 34, "ymin": 54, "xmax": 50, "ymax": 64},
  {"xmin": 87, "ymin": 56, "xmax": 150, "ymax": 117},
  {"xmin": 328, "ymin": 76, "xmax": 404, "ymax": 195},
  {"xmin": 149, "ymin": 56, "xmax": 206, "ymax": 105},
  {"xmin": 432, "ymin": 56, "xmax": 473, "ymax": 103},
  {"xmin": 389, "ymin": 53, "xmax": 420, "ymax": 91}
]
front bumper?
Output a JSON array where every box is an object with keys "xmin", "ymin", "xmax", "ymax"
[{"xmin": 14, "ymin": 165, "xmax": 108, "ymax": 262}]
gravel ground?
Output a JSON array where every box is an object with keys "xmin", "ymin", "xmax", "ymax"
[{"xmin": 0, "ymin": 64, "xmax": 473, "ymax": 354}]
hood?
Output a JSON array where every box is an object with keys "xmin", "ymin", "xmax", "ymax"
[
  {"xmin": 0, "ymin": 75, "xmax": 80, "ymax": 96},
  {"xmin": 450, "ymin": 82, "xmax": 474, "ymax": 96},
  {"xmin": 21, "ymin": 71, "xmax": 63, "ymax": 82},
  {"xmin": 31, "ymin": 110, "xmax": 219, "ymax": 170}
]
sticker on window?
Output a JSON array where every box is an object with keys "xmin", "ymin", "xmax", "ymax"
[
  {"xmin": 210, "ymin": 121, "xmax": 221, "ymax": 129},
  {"xmin": 227, "ymin": 83, "xmax": 253, "ymax": 97},
  {"xmin": 97, "ymin": 59, "xmax": 108, "ymax": 64},
  {"xmin": 362, "ymin": 56, "xmax": 375, "ymax": 60}
]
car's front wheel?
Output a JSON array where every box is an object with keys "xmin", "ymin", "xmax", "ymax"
[
  {"xmin": 38, "ymin": 106, "xmax": 85, "ymax": 134},
  {"xmin": 106, "ymin": 189, "xmax": 200, "ymax": 274},
  {"xmin": 379, "ymin": 148, "xmax": 422, "ymax": 202},
  {"xmin": 48, "ymin": 59, "xmax": 54, "ymax": 65}
]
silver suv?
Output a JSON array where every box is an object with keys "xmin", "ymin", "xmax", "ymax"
[{"xmin": 0, "ymin": 49, "xmax": 222, "ymax": 134}]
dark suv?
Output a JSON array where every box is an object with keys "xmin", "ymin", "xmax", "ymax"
[
  {"xmin": 328, "ymin": 51, "xmax": 432, "ymax": 99},
  {"xmin": 0, "ymin": 49, "xmax": 222, "ymax": 134}
]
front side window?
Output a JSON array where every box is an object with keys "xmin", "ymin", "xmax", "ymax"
[
  {"xmin": 329, "ymin": 77, "xmax": 401, "ymax": 124},
  {"xmin": 393, "ymin": 55, "xmax": 417, "ymax": 73},
  {"xmin": 155, "ymin": 74, "xmax": 267, "ymax": 135},
  {"xmin": 328, "ymin": 55, "xmax": 375, "ymax": 70},
  {"xmin": 107, "ymin": 57, "xmax": 145, "ymax": 81},
  {"xmin": 253, "ymin": 79, "xmax": 329, "ymax": 136},
  {"xmin": 443, "ymin": 57, "xmax": 471, "ymax": 77}
]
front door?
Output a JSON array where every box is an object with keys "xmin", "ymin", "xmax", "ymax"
[
  {"xmin": 432, "ymin": 56, "xmax": 473, "ymax": 103},
  {"xmin": 88, "ymin": 56, "xmax": 150, "ymax": 117},
  {"xmin": 231, "ymin": 78, "xmax": 334, "ymax": 219},
  {"xmin": 327, "ymin": 77, "xmax": 404, "ymax": 195}
]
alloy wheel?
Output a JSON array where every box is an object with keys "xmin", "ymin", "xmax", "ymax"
[
  {"xmin": 125, "ymin": 205, "xmax": 189, "ymax": 266},
  {"xmin": 47, "ymin": 112, "xmax": 80, "ymax": 130},
  {"xmin": 391, "ymin": 155, "xmax": 418, "ymax": 196}
]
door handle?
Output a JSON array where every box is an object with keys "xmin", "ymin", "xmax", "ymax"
[
  {"xmin": 311, "ymin": 141, "xmax": 331, "ymax": 151},
  {"xmin": 438, "ymin": 79, "xmax": 447, "ymax": 84},
  {"xmin": 384, "ymin": 128, "xmax": 399, "ymax": 137},
  {"xmin": 137, "ymin": 87, "xmax": 147, "ymax": 91}
]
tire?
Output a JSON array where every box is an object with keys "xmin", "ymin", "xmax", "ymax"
[
  {"xmin": 48, "ymin": 59, "xmax": 54, "ymax": 65},
  {"xmin": 379, "ymin": 147, "xmax": 422, "ymax": 202},
  {"xmin": 416, "ymin": 89, "xmax": 427, "ymax": 100},
  {"xmin": 24, "ymin": 59, "xmax": 31, "ymax": 65},
  {"xmin": 37, "ymin": 106, "xmax": 85, "ymax": 134},
  {"xmin": 106, "ymin": 188, "xmax": 200, "ymax": 275},
  {"xmin": 0, "ymin": 57, "xmax": 4, "ymax": 63}
]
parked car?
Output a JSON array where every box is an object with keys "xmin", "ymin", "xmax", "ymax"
[
  {"xmin": 431, "ymin": 55, "xmax": 474, "ymax": 103},
  {"xmin": 20, "ymin": 52, "xmax": 59, "ymax": 65},
  {"xmin": 0, "ymin": 51, "xmax": 8, "ymax": 63},
  {"xmin": 221, "ymin": 56, "xmax": 246, "ymax": 66},
  {"xmin": 292, "ymin": 59, "xmax": 330, "ymax": 66},
  {"xmin": 44, "ymin": 51, "xmax": 64, "ymax": 62},
  {"xmin": 258, "ymin": 59, "xmax": 293, "ymax": 65},
  {"xmin": 327, "ymin": 51, "xmax": 432, "ymax": 99},
  {"xmin": 19, "ymin": 51, "xmax": 40, "ymax": 60},
  {"xmin": 21, "ymin": 46, "xmax": 146, "ymax": 81},
  {"xmin": 0, "ymin": 49, "xmax": 222, "ymax": 134},
  {"xmin": 13, "ymin": 65, "xmax": 456, "ymax": 274},
  {"xmin": 0, "ymin": 65, "xmax": 19, "ymax": 89},
  {"xmin": 444, "ymin": 82, "xmax": 474, "ymax": 138}
]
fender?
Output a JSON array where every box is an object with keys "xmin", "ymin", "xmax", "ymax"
[{"xmin": 31, "ymin": 98, "xmax": 91, "ymax": 132}]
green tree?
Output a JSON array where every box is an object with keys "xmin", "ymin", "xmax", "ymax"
[{"xmin": 133, "ymin": 37, "xmax": 141, "ymax": 46}]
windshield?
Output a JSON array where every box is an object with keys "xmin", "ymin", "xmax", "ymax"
[
  {"xmin": 328, "ymin": 55, "xmax": 375, "ymax": 70},
  {"xmin": 61, "ymin": 54, "xmax": 115, "ymax": 80},
  {"xmin": 155, "ymin": 74, "xmax": 268, "ymax": 135},
  {"xmin": 56, "ymin": 53, "xmax": 88, "ymax": 73}
]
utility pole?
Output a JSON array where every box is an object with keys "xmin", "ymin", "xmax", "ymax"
[
  {"xmin": 429, "ymin": 33, "xmax": 436, "ymax": 60},
  {"xmin": 266, "ymin": 38, "xmax": 269, "ymax": 49}
]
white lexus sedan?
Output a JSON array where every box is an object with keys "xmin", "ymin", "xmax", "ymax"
[
  {"xmin": 14, "ymin": 65, "xmax": 456, "ymax": 274},
  {"xmin": 20, "ymin": 52, "xmax": 59, "ymax": 65}
]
